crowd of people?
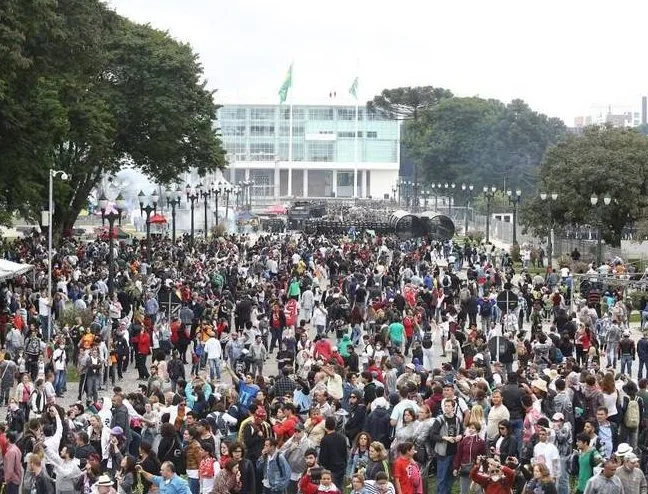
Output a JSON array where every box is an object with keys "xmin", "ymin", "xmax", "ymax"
[{"xmin": 0, "ymin": 227, "xmax": 646, "ymax": 494}]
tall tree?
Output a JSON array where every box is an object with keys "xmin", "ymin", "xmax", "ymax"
[
  {"xmin": 404, "ymin": 97, "xmax": 565, "ymax": 192},
  {"xmin": 519, "ymin": 125, "xmax": 648, "ymax": 246},
  {"xmin": 366, "ymin": 86, "xmax": 454, "ymax": 120},
  {"xmin": 0, "ymin": 0, "xmax": 226, "ymax": 239}
]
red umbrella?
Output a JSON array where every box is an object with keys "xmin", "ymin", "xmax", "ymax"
[{"xmin": 148, "ymin": 214, "xmax": 167, "ymax": 224}]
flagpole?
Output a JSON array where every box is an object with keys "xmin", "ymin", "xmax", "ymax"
[{"xmin": 354, "ymin": 100, "xmax": 358, "ymax": 199}]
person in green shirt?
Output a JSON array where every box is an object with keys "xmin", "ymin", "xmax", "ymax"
[
  {"xmin": 388, "ymin": 318, "xmax": 404, "ymax": 352},
  {"xmin": 576, "ymin": 431, "xmax": 603, "ymax": 494},
  {"xmin": 288, "ymin": 277, "xmax": 301, "ymax": 300}
]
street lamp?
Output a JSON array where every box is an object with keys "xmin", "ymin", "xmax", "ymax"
[
  {"xmin": 430, "ymin": 183, "xmax": 438, "ymax": 210},
  {"xmin": 199, "ymin": 184, "xmax": 211, "ymax": 240},
  {"xmin": 412, "ymin": 182, "xmax": 420, "ymax": 212},
  {"xmin": 444, "ymin": 183, "xmax": 456, "ymax": 214},
  {"xmin": 138, "ymin": 190, "xmax": 158, "ymax": 262},
  {"xmin": 234, "ymin": 185, "xmax": 242, "ymax": 210},
  {"xmin": 47, "ymin": 169, "xmax": 68, "ymax": 342},
  {"xmin": 99, "ymin": 191, "xmax": 126, "ymax": 295},
  {"xmin": 224, "ymin": 186, "xmax": 232, "ymax": 219},
  {"xmin": 391, "ymin": 185, "xmax": 397, "ymax": 203},
  {"xmin": 506, "ymin": 189, "xmax": 522, "ymax": 245},
  {"xmin": 540, "ymin": 192, "xmax": 558, "ymax": 269},
  {"xmin": 166, "ymin": 186, "xmax": 182, "ymax": 242},
  {"xmin": 461, "ymin": 183, "xmax": 474, "ymax": 234},
  {"xmin": 211, "ymin": 181, "xmax": 223, "ymax": 226},
  {"xmin": 185, "ymin": 184, "xmax": 200, "ymax": 244},
  {"xmin": 483, "ymin": 185, "xmax": 497, "ymax": 244},
  {"xmin": 590, "ymin": 194, "xmax": 612, "ymax": 267}
]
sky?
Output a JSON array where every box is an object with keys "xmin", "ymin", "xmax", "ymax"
[{"xmin": 106, "ymin": 0, "xmax": 648, "ymax": 126}]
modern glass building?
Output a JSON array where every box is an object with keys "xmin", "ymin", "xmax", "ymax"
[{"xmin": 218, "ymin": 104, "xmax": 400, "ymax": 199}]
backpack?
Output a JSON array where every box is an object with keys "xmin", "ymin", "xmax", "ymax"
[
  {"xmin": 624, "ymin": 397, "xmax": 640, "ymax": 429},
  {"xmin": 208, "ymin": 412, "xmax": 230, "ymax": 438},
  {"xmin": 552, "ymin": 347, "xmax": 563, "ymax": 364}
]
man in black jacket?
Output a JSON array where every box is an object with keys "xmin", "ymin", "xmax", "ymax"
[
  {"xmin": 319, "ymin": 416, "xmax": 347, "ymax": 491},
  {"xmin": 344, "ymin": 393, "xmax": 366, "ymax": 443},
  {"xmin": 501, "ymin": 372, "xmax": 524, "ymax": 451}
]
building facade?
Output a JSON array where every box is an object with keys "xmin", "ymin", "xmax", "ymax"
[{"xmin": 218, "ymin": 104, "xmax": 400, "ymax": 200}]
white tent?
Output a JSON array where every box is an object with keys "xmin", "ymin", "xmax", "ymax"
[{"xmin": 0, "ymin": 259, "xmax": 34, "ymax": 281}]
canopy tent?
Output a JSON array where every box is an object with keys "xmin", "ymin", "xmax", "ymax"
[
  {"xmin": 148, "ymin": 214, "xmax": 167, "ymax": 224},
  {"xmin": 0, "ymin": 259, "xmax": 34, "ymax": 281},
  {"xmin": 266, "ymin": 204, "xmax": 288, "ymax": 215}
]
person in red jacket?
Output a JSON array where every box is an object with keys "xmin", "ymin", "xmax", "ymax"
[
  {"xmin": 131, "ymin": 328, "xmax": 152, "ymax": 380},
  {"xmin": 313, "ymin": 336, "xmax": 332, "ymax": 362},
  {"xmin": 469, "ymin": 456, "xmax": 517, "ymax": 494},
  {"xmin": 452, "ymin": 424, "xmax": 487, "ymax": 494},
  {"xmin": 299, "ymin": 468, "xmax": 342, "ymax": 494},
  {"xmin": 272, "ymin": 403, "xmax": 299, "ymax": 444}
]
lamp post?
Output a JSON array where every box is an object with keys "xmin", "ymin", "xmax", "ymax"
[
  {"xmin": 391, "ymin": 185, "xmax": 397, "ymax": 203},
  {"xmin": 422, "ymin": 190, "xmax": 430, "ymax": 209},
  {"xmin": 138, "ymin": 190, "xmax": 158, "ymax": 262},
  {"xmin": 211, "ymin": 181, "xmax": 223, "ymax": 226},
  {"xmin": 99, "ymin": 192, "xmax": 126, "ymax": 295},
  {"xmin": 234, "ymin": 186, "xmax": 242, "ymax": 210},
  {"xmin": 396, "ymin": 179, "xmax": 402, "ymax": 206},
  {"xmin": 47, "ymin": 169, "xmax": 68, "ymax": 342},
  {"xmin": 185, "ymin": 184, "xmax": 200, "ymax": 244},
  {"xmin": 412, "ymin": 181, "xmax": 420, "ymax": 212},
  {"xmin": 166, "ymin": 186, "xmax": 182, "ymax": 242},
  {"xmin": 461, "ymin": 183, "xmax": 474, "ymax": 234},
  {"xmin": 483, "ymin": 185, "xmax": 497, "ymax": 244},
  {"xmin": 199, "ymin": 184, "xmax": 211, "ymax": 240},
  {"xmin": 224, "ymin": 186, "xmax": 232, "ymax": 219},
  {"xmin": 540, "ymin": 192, "xmax": 558, "ymax": 269},
  {"xmin": 506, "ymin": 189, "xmax": 522, "ymax": 245},
  {"xmin": 444, "ymin": 183, "xmax": 456, "ymax": 214},
  {"xmin": 590, "ymin": 194, "xmax": 612, "ymax": 267}
]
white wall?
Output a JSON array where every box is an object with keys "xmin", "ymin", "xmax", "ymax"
[{"xmin": 370, "ymin": 169, "xmax": 398, "ymax": 200}]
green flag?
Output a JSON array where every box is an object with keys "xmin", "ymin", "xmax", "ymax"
[
  {"xmin": 278, "ymin": 64, "xmax": 293, "ymax": 104},
  {"xmin": 349, "ymin": 76, "xmax": 359, "ymax": 100}
]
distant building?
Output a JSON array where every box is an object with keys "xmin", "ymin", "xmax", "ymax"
[
  {"xmin": 217, "ymin": 104, "xmax": 400, "ymax": 199},
  {"xmin": 573, "ymin": 107, "xmax": 640, "ymax": 128}
]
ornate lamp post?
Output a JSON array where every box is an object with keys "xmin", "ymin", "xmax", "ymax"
[
  {"xmin": 166, "ymin": 186, "xmax": 182, "ymax": 242},
  {"xmin": 483, "ymin": 185, "xmax": 497, "ymax": 244},
  {"xmin": 199, "ymin": 184, "xmax": 211, "ymax": 240},
  {"xmin": 540, "ymin": 192, "xmax": 558, "ymax": 268},
  {"xmin": 211, "ymin": 181, "xmax": 223, "ymax": 226},
  {"xmin": 46, "ymin": 169, "xmax": 68, "ymax": 341},
  {"xmin": 506, "ymin": 189, "xmax": 522, "ymax": 245},
  {"xmin": 590, "ymin": 194, "xmax": 612, "ymax": 267},
  {"xmin": 185, "ymin": 184, "xmax": 200, "ymax": 245},
  {"xmin": 461, "ymin": 183, "xmax": 474, "ymax": 234},
  {"xmin": 234, "ymin": 185, "xmax": 242, "ymax": 210},
  {"xmin": 138, "ymin": 190, "xmax": 158, "ymax": 262},
  {"xmin": 224, "ymin": 185, "xmax": 233, "ymax": 219},
  {"xmin": 444, "ymin": 183, "xmax": 456, "ymax": 214},
  {"xmin": 99, "ymin": 191, "xmax": 126, "ymax": 295}
]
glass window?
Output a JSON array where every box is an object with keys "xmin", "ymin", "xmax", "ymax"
[
  {"xmin": 221, "ymin": 125, "xmax": 246, "ymax": 136},
  {"xmin": 367, "ymin": 110, "xmax": 388, "ymax": 121},
  {"xmin": 224, "ymin": 142, "xmax": 246, "ymax": 161},
  {"xmin": 279, "ymin": 125, "xmax": 304, "ymax": 136},
  {"xmin": 220, "ymin": 108, "xmax": 246, "ymax": 120},
  {"xmin": 308, "ymin": 108, "xmax": 334, "ymax": 120},
  {"xmin": 367, "ymin": 131, "xmax": 378, "ymax": 138},
  {"xmin": 308, "ymin": 141, "xmax": 334, "ymax": 162},
  {"xmin": 281, "ymin": 108, "xmax": 305, "ymax": 120},
  {"xmin": 249, "ymin": 108, "xmax": 275, "ymax": 120},
  {"xmin": 337, "ymin": 131, "xmax": 363, "ymax": 138},
  {"xmin": 278, "ymin": 143, "xmax": 304, "ymax": 161},
  {"xmin": 250, "ymin": 125, "xmax": 274, "ymax": 136},
  {"xmin": 337, "ymin": 172, "xmax": 353, "ymax": 186},
  {"xmin": 337, "ymin": 108, "xmax": 356, "ymax": 120},
  {"xmin": 249, "ymin": 142, "xmax": 275, "ymax": 161}
]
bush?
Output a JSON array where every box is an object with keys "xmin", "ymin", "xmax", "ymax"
[
  {"xmin": 59, "ymin": 307, "xmax": 94, "ymax": 329},
  {"xmin": 571, "ymin": 261, "xmax": 589, "ymax": 274}
]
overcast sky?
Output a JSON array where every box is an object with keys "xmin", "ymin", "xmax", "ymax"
[{"xmin": 106, "ymin": 0, "xmax": 648, "ymax": 125}]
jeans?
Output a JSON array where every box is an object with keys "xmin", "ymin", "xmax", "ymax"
[
  {"xmin": 509, "ymin": 418, "xmax": 524, "ymax": 454},
  {"xmin": 639, "ymin": 359, "xmax": 648, "ymax": 380},
  {"xmin": 607, "ymin": 342, "xmax": 619, "ymax": 368},
  {"xmin": 620, "ymin": 355, "xmax": 633, "ymax": 375},
  {"xmin": 207, "ymin": 358, "xmax": 221, "ymax": 380},
  {"xmin": 557, "ymin": 457, "xmax": 570, "ymax": 494},
  {"xmin": 316, "ymin": 324, "xmax": 325, "ymax": 337},
  {"xmin": 136, "ymin": 353, "xmax": 150, "ymax": 379},
  {"xmin": 6, "ymin": 482, "xmax": 19, "ymax": 494},
  {"xmin": 54, "ymin": 370, "xmax": 67, "ymax": 394},
  {"xmin": 85, "ymin": 374, "xmax": 100, "ymax": 403},
  {"xmin": 269, "ymin": 328, "xmax": 282, "ymax": 353},
  {"xmin": 0, "ymin": 384, "xmax": 11, "ymax": 406},
  {"xmin": 251, "ymin": 359, "xmax": 264, "ymax": 376},
  {"xmin": 642, "ymin": 311, "xmax": 648, "ymax": 331},
  {"xmin": 188, "ymin": 477, "xmax": 200, "ymax": 494},
  {"xmin": 459, "ymin": 473, "xmax": 473, "ymax": 494},
  {"xmin": 436, "ymin": 455, "xmax": 455, "ymax": 494}
]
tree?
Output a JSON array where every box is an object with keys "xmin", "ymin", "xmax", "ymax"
[
  {"xmin": 0, "ymin": 0, "xmax": 226, "ymax": 239},
  {"xmin": 366, "ymin": 86, "xmax": 454, "ymax": 121},
  {"xmin": 519, "ymin": 125, "xmax": 648, "ymax": 247},
  {"xmin": 404, "ymin": 97, "xmax": 566, "ymax": 192}
]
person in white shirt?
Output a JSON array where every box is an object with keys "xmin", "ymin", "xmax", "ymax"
[
  {"xmin": 390, "ymin": 387, "xmax": 419, "ymax": 430},
  {"xmin": 533, "ymin": 426, "xmax": 561, "ymax": 478},
  {"xmin": 204, "ymin": 332, "xmax": 222, "ymax": 381},
  {"xmin": 52, "ymin": 341, "xmax": 68, "ymax": 397}
]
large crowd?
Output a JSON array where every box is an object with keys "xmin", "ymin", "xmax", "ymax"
[{"xmin": 0, "ymin": 227, "xmax": 646, "ymax": 494}]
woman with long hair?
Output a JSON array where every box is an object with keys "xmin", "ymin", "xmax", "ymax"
[
  {"xmin": 390, "ymin": 408, "xmax": 418, "ymax": 456},
  {"xmin": 364, "ymin": 441, "xmax": 390, "ymax": 481},
  {"xmin": 523, "ymin": 462, "xmax": 558, "ymax": 494},
  {"xmin": 348, "ymin": 432, "xmax": 372, "ymax": 477},
  {"xmin": 600, "ymin": 372, "xmax": 619, "ymax": 424},
  {"xmin": 138, "ymin": 441, "xmax": 161, "ymax": 494},
  {"xmin": 116, "ymin": 454, "xmax": 137, "ymax": 494},
  {"xmin": 468, "ymin": 404, "xmax": 487, "ymax": 440},
  {"xmin": 87, "ymin": 414, "xmax": 111, "ymax": 462},
  {"xmin": 211, "ymin": 458, "xmax": 241, "ymax": 494},
  {"xmin": 452, "ymin": 423, "xmax": 487, "ymax": 494}
]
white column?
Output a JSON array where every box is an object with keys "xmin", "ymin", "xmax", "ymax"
[
  {"xmin": 244, "ymin": 168, "xmax": 250, "ymax": 180},
  {"xmin": 362, "ymin": 170, "xmax": 368, "ymax": 198},
  {"xmin": 287, "ymin": 167, "xmax": 293, "ymax": 197},
  {"xmin": 274, "ymin": 161, "xmax": 280, "ymax": 199},
  {"xmin": 332, "ymin": 170, "xmax": 338, "ymax": 197},
  {"xmin": 303, "ymin": 169, "xmax": 308, "ymax": 197}
]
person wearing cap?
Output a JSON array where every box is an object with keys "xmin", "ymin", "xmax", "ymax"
[
  {"xmin": 615, "ymin": 451, "xmax": 646, "ymax": 494},
  {"xmin": 551, "ymin": 412, "xmax": 573, "ymax": 494},
  {"xmin": 280, "ymin": 422, "xmax": 313, "ymax": 494},
  {"xmin": 618, "ymin": 331, "xmax": 636, "ymax": 375}
]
